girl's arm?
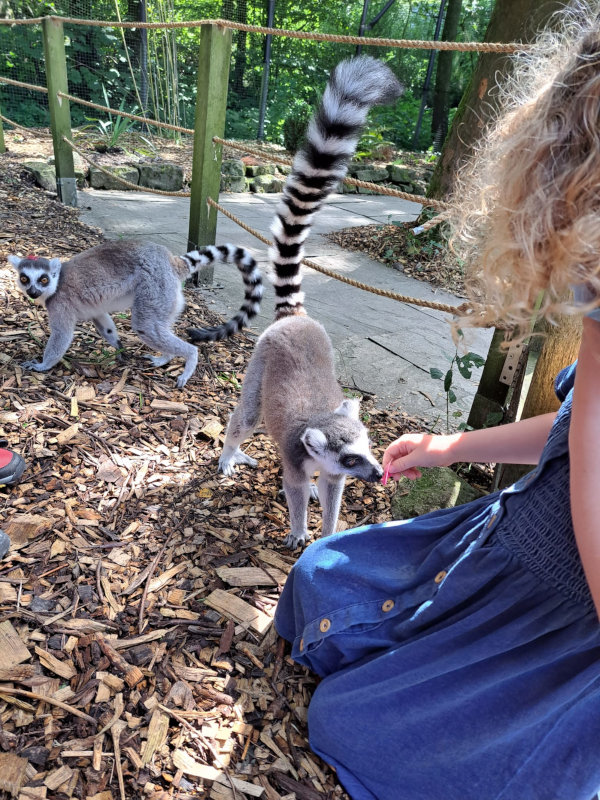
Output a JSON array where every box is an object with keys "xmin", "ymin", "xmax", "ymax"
[
  {"xmin": 383, "ymin": 412, "xmax": 557, "ymax": 481},
  {"xmin": 569, "ymin": 317, "xmax": 600, "ymax": 620}
]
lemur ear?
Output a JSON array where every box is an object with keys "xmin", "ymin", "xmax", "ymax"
[
  {"xmin": 48, "ymin": 258, "xmax": 62, "ymax": 275},
  {"xmin": 334, "ymin": 397, "xmax": 360, "ymax": 420},
  {"xmin": 7, "ymin": 255, "xmax": 21, "ymax": 269},
  {"xmin": 301, "ymin": 428, "xmax": 328, "ymax": 458}
]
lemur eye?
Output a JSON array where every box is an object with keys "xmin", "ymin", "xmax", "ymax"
[
  {"xmin": 39, "ymin": 276, "xmax": 49, "ymax": 285},
  {"xmin": 342, "ymin": 455, "xmax": 361, "ymax": 468},
  {"xmin": 20, "ymin": 275, "xmax": 29, "ymax": 285}
]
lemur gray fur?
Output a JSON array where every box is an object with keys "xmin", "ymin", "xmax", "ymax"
[
  {"xmin": 188, "ymin": 56, "xmax": 403, "ymax": 548},
  {"xmin": 7, "ymin": 241, "xmax": 263, "ymax": 388}
]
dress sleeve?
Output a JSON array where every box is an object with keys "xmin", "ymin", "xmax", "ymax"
[{"xmin": 554, "ymin": 362, "xmax": 577, "ymax": 403}]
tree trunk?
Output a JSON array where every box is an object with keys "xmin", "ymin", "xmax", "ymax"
[
  {"xmin": 495, "ymin": 314, "xmax": 581, "ymax": 488},
  {"xmin": 427, "ymin": 0, "xmax": 565, "ymax": 200},
  {"xmin": 431, "ymin": 0, "xmax": 463, "ymax": 150}
]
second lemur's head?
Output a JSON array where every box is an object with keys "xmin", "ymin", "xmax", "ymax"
[
  {"xmin": 301, "ymin": 398, "xmax": 383, "ymax": 483},
  {"xmin": 8, "ymin": 254, "xmax": 61, "ymax": 304}
]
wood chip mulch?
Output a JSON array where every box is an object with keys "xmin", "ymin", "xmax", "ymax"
[
  {"xmin": 327, "ymin": 221, "xmax": 467, "ymax": 298},
  {"xmin": 0, "ymin": 155, "xmax": 417, "ymax": 800}
]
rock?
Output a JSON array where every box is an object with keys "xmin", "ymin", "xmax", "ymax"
[
  {"xmin": 221, "ymin": 158, "xmax": 245, "ymax": 178},
  {"xmin": 277, "ymin": 164, "xmax": 292, "ymax": 175},
  {"xmin": 75, "ymin": 167, "xmax": 87, "ymax": 188},
  {"xmin": 89, "ymin": 165, "xmax": 139, "ymax": 190},
  {"xmin": 354, "ymin": 166, "xmax": 389, "ymax": 182},
  {"xmin": 249, "ymin": 174, "xmax": 285, "ymax": 193},
  {"xmin": 137, "ymin": 162, "xmax": 183, "ymax": 191},
  {"xmin": 21, "ymin": 160, "xmax": 56, "ymax": 192},
  {"xmin": 341, "ymin": 181, "xmax": 357, "ymax": 193},
  {"xmin": 390, "ymin": 467, "xmax": 484, "ymax": 520},
  {"xmin": 220, "ymin": 174, "xmax": 246, "ymax": 192},
  {"xmin": 387, "ymin": 164, "xmax": 421, "ymax": 184},
  {"xmin": 245, "ymin": 163, "xmax": 276, "ymax": 177}
]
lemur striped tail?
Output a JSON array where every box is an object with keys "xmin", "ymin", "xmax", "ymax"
[
  {"xmin": 270, "ymin": 56, "xmax": 403, "ymax": 319},
  {"xmin": 186, "ymin": 244, "xmax": 263, "ymax": 342}
]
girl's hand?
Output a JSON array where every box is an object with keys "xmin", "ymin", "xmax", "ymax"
[{"xmin": 382, "ymin": 433, "xmax": 456, "ymax": 481}]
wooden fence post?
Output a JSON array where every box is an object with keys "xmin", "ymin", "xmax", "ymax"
[
  {"xmin": 188, "ymin": 23, "xmax": 233, "ymax": 285},
  {"xmin": 42, "ymin": 16, "xmax": 77, "ymax": 207}
]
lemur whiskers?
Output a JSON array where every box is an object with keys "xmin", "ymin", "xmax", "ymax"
[
  {"xmin": 191, "ymin": 56, "xmax": 403, "ymax": 548},
  {"xmin": 8, "ymin": 242, "xmax": 263, "ymax": 388}
]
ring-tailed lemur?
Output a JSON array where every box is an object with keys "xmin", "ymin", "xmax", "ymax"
[
  {"xmin": 189, "ymin": 57, "xmax": 403, "ymax": 548},
  {"xmin": 7, "ymin": 241, "xmax": 262, "ymax": 388}
]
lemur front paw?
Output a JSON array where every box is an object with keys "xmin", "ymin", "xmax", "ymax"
[
  {"xmin": 219, "ymin": 447, "xmax": 258, "ymax": 476},
  {"xmin": 20, "ymin": 360, "xmax": 48, "ymax": 372},
  {"xmin": 282, "ymin": 531, "xmax": 309, "ymax": 549}
]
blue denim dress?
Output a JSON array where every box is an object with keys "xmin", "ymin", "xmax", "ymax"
[{"xmin": 275, "ymin": 364, "xmax": 600, "ymax": 800}]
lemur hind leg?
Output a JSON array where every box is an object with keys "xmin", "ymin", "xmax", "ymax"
[
  {"xmin": 281, "ymin": 475, "xmax": 312, "ymax": 549},
  {"xmin": 131, "ymin": 304, "xmax": 198, "ymax": 388},
  {"xmin": 219, "ymin": 352, "xmax": 264, "ymax": 475},
  {"xmin": 317, "ymin": 472, "xmax": 346, "ymax": 537}
]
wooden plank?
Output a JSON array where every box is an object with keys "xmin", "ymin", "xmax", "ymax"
[
  {"xmin": 0, "ymin": 620, "xmax": 31, "ymax": 670},
  {"xmin": 0, "ymin": 753, "xmax": 28, "ymax": 796},
  {"xmin": 203, "ymin": 589, "xmax": 272, "ymax": 635},
  {"xmin": 216, "ymin": 566, "xmax": 288, "ymax": 587}
]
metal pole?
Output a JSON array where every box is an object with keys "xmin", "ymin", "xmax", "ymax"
[
  {"xmin": 257, "ymin": 0, "xmax": 275, "ymax": 141},
  {"xmin": 356, "ymin": 0, "xmax": 371, "ymax": 55},
  {"xmin": 412, "ymin": 0, "xmax": 447, "ymax": 149}
]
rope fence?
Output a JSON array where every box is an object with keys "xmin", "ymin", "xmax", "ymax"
[
  {"xmin": 206, "ymin": 198, "xmax": 466, "ymax": 315},
  {"xmin": 62, "ymin": 136, "xmax": 192, "ymax": 197},
  {"xmin": 0, "ymin": 16, "xmax": 525, "ymax": 53}
]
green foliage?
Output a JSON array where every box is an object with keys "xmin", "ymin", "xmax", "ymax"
[
  {"xmin": 1, "ymin": 0, "xmax": 494, "ymax": 152},
  {"xmin": 83, "ymin": 86, "xmax": 136, "ymax": 150},
  {"xmin": 282, "ymin": 98, "xmax": 311, "ymax": 154},
  {"xmin": 430, "ymin": 343, "xmax": 485, "ymax": 432}
]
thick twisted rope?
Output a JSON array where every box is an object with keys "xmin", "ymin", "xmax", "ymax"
[
  {"xmin": 63, "ymin": 135, "xmax": 192, "ymax": 197},
  {"xmin": 57, "ymin": 91, "xmax": 194, "ymax": 136},
  {"xmin": 206, "ymin": 197, "xmax": 466, "ymax": 314},
  {"xmin": 213, "ymin": 137, "xmax": 448, "ymax": 210},
  {"xmin": 0, "ymin": 16, "xmax": 524, "ymax": 53},
  {"xmin": 0, "ymin": 75, "xmax": 48, "ymax": 93},
  {"xmin": 1, "ymin": 113, "xmax": 52, "ymax": 137}
]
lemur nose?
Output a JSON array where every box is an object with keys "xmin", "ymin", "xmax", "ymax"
[{"xmin": 27, "ymin": 289, "xmax": 41, "ymax": 299}]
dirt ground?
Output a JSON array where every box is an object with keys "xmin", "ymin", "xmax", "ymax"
[{"xmin": 0, "ymin": 149, "xmax": 428, "ymax": 800}]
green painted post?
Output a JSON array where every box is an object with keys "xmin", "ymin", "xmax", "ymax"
[
  {"xmin": 188, "ymin": 23, "xmax": 233, "ymax": 285},
  {"xmin": 42, "ymin": 16, "xmax": 77, "ymax": 206}
]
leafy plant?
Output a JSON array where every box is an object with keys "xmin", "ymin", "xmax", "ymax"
[
  {"xmin": 430, "ymin": 343, "xmax": 485, "ymax": 432},
  {"xmin": 86, "ymin": 86, "xmax": 136, "ymax": 151},
  {"xmin": 282, "ymin": 99, "xmax": 312, "ymax": 154}
]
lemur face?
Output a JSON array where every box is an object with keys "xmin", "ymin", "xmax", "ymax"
[
  {"xmin": 301, "ymin": 417, "xmax": 383, "ymax": 483},
  {"xmin": 8, "ymin": 256, "xmax": 61, "ymax": 304}
]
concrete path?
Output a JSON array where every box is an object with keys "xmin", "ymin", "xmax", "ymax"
[{"xmin": 78, "ymin": 188, "xmax": 493, "ymax": 427}]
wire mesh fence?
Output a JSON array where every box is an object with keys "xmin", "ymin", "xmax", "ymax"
[{"xmin": 1, "ymin": 0, "xmax": 495, "ymax": 154}]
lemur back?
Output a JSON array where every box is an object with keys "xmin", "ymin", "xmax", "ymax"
[
  {"xmin": 212, "ymin": 56, "xmax": 402, "ymax": 548},
  {"xmin": 8, "ymin": 240, "xmax": 263, "ymax": 388}
]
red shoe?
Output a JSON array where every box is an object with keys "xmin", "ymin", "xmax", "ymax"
[{"xmin": 0, "ymin": 442, "xmax": 26, "ymax": 486}]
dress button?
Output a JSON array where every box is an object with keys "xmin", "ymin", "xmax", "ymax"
[
  {"xmin": 382, "ymin": 599, "xmax": 395, "ymax": 613},
  {"xmin": 319, "ymin": 618, "xmax": 331, "ymax": 633},
  {"xmin": 299, "ymin": 638, "xmax": 304, "ymax": 651},
  {"xmin": 434, "ymin": 570, "xmax": 447, "ymax": 584},
  {"xmin": 486, "ymin": 513, "xmax": 497, "ymax": 529}
]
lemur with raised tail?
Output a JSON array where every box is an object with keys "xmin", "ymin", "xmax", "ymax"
[
  {"xmin": 188, "ymin": 57, "xmax": 403, "ymax": 548},
  {"xmin": 7, "ymin": 241, "xmax": 262, "ymax": 388}
]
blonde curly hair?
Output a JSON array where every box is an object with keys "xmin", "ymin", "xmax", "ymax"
[{"xmin": 448, "ymin": 1, "xmax": 600, "ymax": 335}]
